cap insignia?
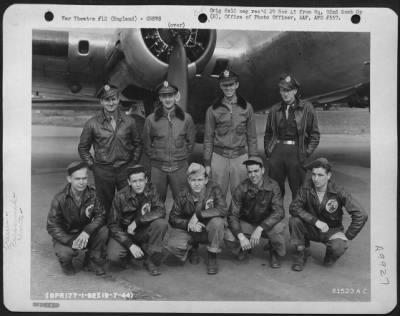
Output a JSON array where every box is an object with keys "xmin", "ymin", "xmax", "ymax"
[
  {"xmin": 224, "ymin": 70, "xmax": 230, "ymax": 78},
  {"xmin": 163, "ymin": 81, "xmax": 169, "ymax": 87}
]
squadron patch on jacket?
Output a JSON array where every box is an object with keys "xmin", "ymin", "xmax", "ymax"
[
  {"xmin": 325, "ymin": 199, "xmax": 339, "ymax": 214},
  {"xmin": 205, "ymin": 198, "xmax": 214, "ymax": 209},
  {"xmin": 85, "ymin": 204, "xmax": 94, "ymax": 218},
  {"xmin": 141, "ymin": 203, "xmax": 151, "ymax": 215}
]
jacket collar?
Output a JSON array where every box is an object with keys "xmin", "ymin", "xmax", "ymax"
[
  {"xmin": 64, "ymin": 183, "xmax": 92, "ymax": 201},
  {"xmin": 280, "ymin": 98, "xmax": 303, "ymax": 111},
  {"xmin": 245, "ymin": 176, "xmax": 275, "ymax": 192},
  {"xmin": 212, "ymin": 94, "xmax": 247, "ymax": 110},
  {"xmin": 154, "ymin": 104, "xmax": 185, "ymax": 121},
  {"xmin": 123, "ymin": 183, "xmax": 152, "ymax": 201},
  {"xmin": 99, "ymin": 108, "xmax": 123, "ymax": 124},
  {"xmin": 303, "ymin": 178, "xmax": 338, "ymax": 194}
]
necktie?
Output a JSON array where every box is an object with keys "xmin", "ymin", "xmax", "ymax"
[
  {"xmin": 110, "ymin": 116, "xmax": 116, "ymax": 130},
  {"xmin": 285, "ymin": 105, "xmax": 290, "ymax": 119}
]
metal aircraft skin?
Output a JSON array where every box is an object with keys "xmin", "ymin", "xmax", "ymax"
[{"xmin": 32, "ymin": 28, "xmax": 370, "ymax": 122}]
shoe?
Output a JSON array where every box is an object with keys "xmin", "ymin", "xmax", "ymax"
[
  {"xmin": 188, "ymin": 247, "xmax": 200, "ymax": 264},
  {"xmin": 323, "ymin": 249, "xmax": 337, "ymax": 267},
  {"xmin": 144, "ymin": 258, "xmax": 161, "ymax": 276},
  {"xmin": 207, "ymin": 252, "xmax": 218, "ymax": 274},
  {"xmin": 61, "ymin": 263, "xmax": 76, "ymax": 276},
  {"xmin": 84, "ymin": 258, "xmax": 106, "ymax": 276},
  {"xmin": 291, "ymin": 247, "xmax": 310, "ymax": 272},
  {"xmin": 237, "ymin": 250, "xmax": 248, "ymax": 261},
  {"xmin": 270, "ymin": 250, "xmax": 281, "ymax": 268},
  {"xmin": 71, "ymin": 249, "xmax": 87, "ymax": 272}
]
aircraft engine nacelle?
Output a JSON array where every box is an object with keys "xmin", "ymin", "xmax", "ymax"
[{"xmin": 107, "ymin": 28, "xmax": 217, "ymax": 93}]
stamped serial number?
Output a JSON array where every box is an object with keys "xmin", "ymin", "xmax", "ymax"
[{"xmin": 332, "ymin": 288, "xmax": 368, "ymax": 295}]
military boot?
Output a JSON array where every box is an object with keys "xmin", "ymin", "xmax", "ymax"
[
  {"xmin": 291, "ymin": 246, "xmax": 310, "ymax": 272},
  {"xmin": 144, "ymin": 256, "xmax": 161, "ymax": 276},
  {"xmin": 188, "ymin": 243, "xmax": 200, "ymax": 264},
  {"xmin": 207, "ymin": 252, "xmax": 218, "ymax": 274},
  {"xmin": 61, "ymin": 262, "xmax": 76, "ymax": 276},
  {"xmin": 323, "ymin": 248, "xmax": 337, "ymax": 267},
  {"xmin": 84, "ymin": 257, "xmax": 106, "ymax": 276}
]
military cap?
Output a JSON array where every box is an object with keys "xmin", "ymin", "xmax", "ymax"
[
  {"xmin": 156, "ymin": 81, "xmax": 178, "ymax": 95},
  {"xmin": 96, "ymin": 84, "xmax": 119, "ymax": 99},
  {"xmin": 187, "ymin": 162, "xmax": 207, "ymax": 178},
  {"xmin": 278, "ymin": 73, "xmax": 300, "ymax": 90},
  {"xmin": 66, "ymin": 161, "xmax": 88, "ymax": 175},
  {"xmin": 305, "ymin": 157, "xmax": 332, "ymax": 172},
  {"xmin": 243, "ymin": 156, "xmax": 264, "ymax": 167},
  {"xmin": 127, "ymin": 164, "xmax": 147, "ymax": 177},
  {"xmin": 218, "ymin": 69, "xmax": 239, "ymax": 83}
]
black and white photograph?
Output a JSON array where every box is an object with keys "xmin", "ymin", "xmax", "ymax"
[{"xmin": 2, "ymin": 4, "xmax": 397, "ymax": 313}]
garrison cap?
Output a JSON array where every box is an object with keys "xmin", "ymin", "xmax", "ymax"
[
  {"xmin": 156, "ymin": 81, "xmax": 178, "ymax": 95},
  {"xmin": 243, "ymin": 156, "xmax": 264, "ymax": 168},
  {"xmin": 305, "ymin": 157, "xmax": 332, "ymax": 172},
  {"xmin": 279, "ymin": 73, "xmax": 300, "ymax": 90},
  {"xmin": 127, "ymin": 164, "xmax": 147, "ymax": 177},
  {"xmin": 66, "ymin": 161, "xmax": 88, "ymax": 175},
  {"xmin": 187, "ymin": 162, "xmax": 207, "ymax": 178},
  {"xmin": 219, "ymin": 69, "xmax": 239, "ymax": 84},
  {"xmin": 96, "ymin": 84, "xmax": 119, "ymax": 99}
]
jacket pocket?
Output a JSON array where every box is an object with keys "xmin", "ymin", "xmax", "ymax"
[
  {"xmin": 216, "ymin": 124, "xmax": 229, "ymax": 136},
  {"xmin": 236, "ymin": 122, "xmax": 247, "ymax": 135}
]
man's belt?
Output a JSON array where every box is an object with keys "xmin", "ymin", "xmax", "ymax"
[
  {"xmin": 213, "ymin": 146, "xmax": 246, "ymax": 158},
  {"xmin": 277, "ymin": 140, "xmax": 296, "ymax": 145}
]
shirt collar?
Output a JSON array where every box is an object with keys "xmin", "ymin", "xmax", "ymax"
[{"xmin": 222, "ymin": 95, "xmax": 237, "ymax": 107}]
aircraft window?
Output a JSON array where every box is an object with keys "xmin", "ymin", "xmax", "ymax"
[
  {"xmin": 210, "ymin": 59, "xmax": 229, "ymax": 77},
  {"xmin": 78, "ymin": 40, "xmax": 89, "ymax": 55}
]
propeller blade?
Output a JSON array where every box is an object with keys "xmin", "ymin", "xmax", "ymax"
[{"xmin": 167, "ymin": 34, "xmax": 189, "ymax": 111}]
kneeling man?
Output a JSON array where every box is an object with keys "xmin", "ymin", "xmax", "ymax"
[
  {"xmin": 289, "ymin": 158, "xmax": 368, "ymax": 271},
  {"xmin": 225, "ymin": 156, "xmax": 286, "ymax": 268},
  {"xmin": 167, "ymin": 163, "xmax": 228, "ymax": 274},
  {"xmin": 47, "ymin": 161, "xmax": 108, "ymax": 276},
  {"xmin": 107, "ymin": 165, "xmax": 168, "ymax": 276}
]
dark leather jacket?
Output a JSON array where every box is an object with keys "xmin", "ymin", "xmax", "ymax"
[
  {"xmin": 264, "ymin": 100, "xmax": 320, "ymax": 163},
  {"xmin": 108, "ymin": 184, "xmax": 166, "ymax": 249},
  {"xmin": 169, "ymin": 181, "xmax": 228, "ymax": 231},
  {"xmin": 47, "ymin": 184, "xmax": 106, "ymax": 246},
  {"xmin": 228, "ymin": 177, "xmax": 284, "ymax": 236},
  {"xmin": 289, "ymin": 179, "xmax": 368, "ymax": 240},
  {"xmin": 78, "ymin": 109, "xmax": 143, "ymax": 168},
  {"xmin": 203, "ymin": 95, "xmax": 258, "ymax": 166},
  {"xmin": 142, "ymin": 105, "xmax": 196, "ymax": 166}
]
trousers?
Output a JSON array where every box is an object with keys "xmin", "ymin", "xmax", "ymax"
[
  {"xmin": 211, "ymin": 153, "xmax": 248, "ymax": 201},
  {"xmin": 106, "ymin": 218, "xmax": 168, "ymax": 264},
  {"xmin": 224, "ymin": 220, "xmax": 286, "ymax": 256},
  {"xmin": 289, "ymin": 216, "xmax": 348, "ymax": 260},
  {"xmin": 150, "ymin": 163, "xmax": 188, "ymax": 202},
  {"xmin": 53, "ymin": 226, "xmax": 109, "ymax": 269},
  {"xmin": 93, "ymin": 163, "xmax": 130, "ymax": 216},
  {"xmin": 268, "ymin": 143, "xmax": 306, "ymax": 199},
  {"xmin": 166, "ymin": 217, "xmax": 226, "ymax": 261}
]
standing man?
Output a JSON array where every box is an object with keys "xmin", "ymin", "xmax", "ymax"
[
  {"xmin": 142, "ymin": 81, "xmax": 196, "ymax": 202},
  {"xmin": 78, "ymin": 84, "xmax": 143, "ymax": 215},
  {"xmin": 289, "ymin": 158, "xmax": 368, "ymax": 271},
  {"xmin": 225, "ymin": 156, "xmax": 286, "ymax": 268},
  {"xmin": 264, "ymin": 74, "xmax": 320, "ymax": 199},
  {"xmin": 167, "ymin": 163, "xmax": 227, "ymax": 274},
  {"xmin": 204, "ymin": 69, "xmax": 258, "ymax": 200},
  {"xmin": 47, "ymin": 161, "xmax": 108, "ymax": 276},
  {"xmin": 106, "ymin": 165, "xmax": 168, "ymax": 276}
]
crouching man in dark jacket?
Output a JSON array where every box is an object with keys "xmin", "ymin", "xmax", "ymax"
[
  {"xmin": 47, "ymin": 161, "xmax": 108, "ymax": 276},
  {"xmin": 106, "ymin": 165, "xmax": 168, "ymax": 276},
  {"xmin": 167, "ymin": 163, "xmax": 228, "ymax": 274},
  {"xmin": 224, "ymin": 156, "xmax": 286, "ymax": 268},
  {"xmin": 289, "ymin": 158, "xmax": 368, "ymax": 271}
]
